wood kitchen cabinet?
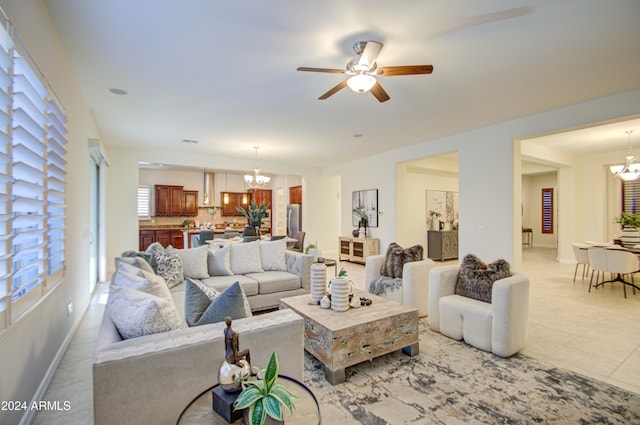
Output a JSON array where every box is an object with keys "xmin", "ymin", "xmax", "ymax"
[
  {"xmin": 249, "ymin": 189, "xmax": 272, "ymax": 207},
  {"xmin": 155, "ymin": 185, "xmax": 184, "ymax": 216},
  {"xmin": 183, "ymin": 190, "xmax": 198, "ymax": 216},
  {"xmin": 221, "ymin": 192, "xmax": 248, "ymax": 216},
  {"xmin": 289, "ymin": 185, "xmax": 302, "ymax": 204},
  {"xmin": 139, "ymin": 229, "xmax": 184, "ymax": 251}
]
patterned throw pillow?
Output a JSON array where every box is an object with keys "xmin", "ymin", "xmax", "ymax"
[
  {"xmin": 155, "ymin": 246, "xmax": 184, "ymax": 288},
  {"xmin": 380, "ymin": 243, "xmax": 424, "ymax": 278},
  {"xmin": 177, "ymin": 246, "xmax": 209, "ymax": 279},
  {"xmin": 259, "ymin": 238, "xmax": 287, "ymax": 271},
  {"xmin": 230, "ymin": 241, "xmax": 264, "ymax": 275},
  {"xmin": 184, "ymin": 279, "xmax": 250, "ymax": 327},
  {"xmin": 108, "ymin": 285, "xmax": 186, "ymax": 339},
  {"xmin": 455, "ymin": 254, "xmax": 512, "ymax": 303},
  {"xmin": 112, "ymin": 269, "xmax": 173, "ymax": 303}
]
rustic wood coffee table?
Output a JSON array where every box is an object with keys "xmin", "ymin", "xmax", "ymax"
[{"xmin": 280, "ymin": 289, "xmax": 419, "ymax": 385}]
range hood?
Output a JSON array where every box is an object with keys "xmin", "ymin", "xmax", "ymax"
[{"xmin": 200, "ymin": 172, "xmax": 217, "ymax": 208}]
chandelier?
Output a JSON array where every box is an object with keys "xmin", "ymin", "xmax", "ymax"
[
  {"xmin": 244, "ymin": 146, "xmax": 271, "ymax": 189},
  {"xmin": 610, "ymin": 130, "xmax": 640, "ymax": 181}
]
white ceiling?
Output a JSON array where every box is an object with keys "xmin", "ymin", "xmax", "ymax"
[{"xmin": 44, "ymin": 0, "xmax": 640, "ymax": 168}]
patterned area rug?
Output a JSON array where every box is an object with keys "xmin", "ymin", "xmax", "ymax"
[{"xmin": 302, "ymin": 319, "xmax": 640, "ymax": 425}]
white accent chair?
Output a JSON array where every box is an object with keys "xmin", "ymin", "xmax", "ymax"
[
  {"xmin": 571, "ymin": 242, "xmax": 590, "ymax": 282},
  {"xmin": 428, "ymin": 265, "xmax": 530, "ymax": 357},
  {"xmin": 588, "ymin": 248, "xmax": 639, "ymax": 298},
  {"xmin": 365, "ymin": 255, "xmax": 434, "ymax": 317}
]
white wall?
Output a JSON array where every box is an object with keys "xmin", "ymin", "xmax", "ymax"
[{"xmin": 0, "ymin": 1, "xmax": 102, "ymax": 424}]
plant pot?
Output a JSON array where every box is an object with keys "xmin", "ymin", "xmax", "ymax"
[
  {"xmin": 242, "ymin": 408, "xmax": 284, "ymax": 425},
  {"xmin": 620, "ymin": 226, "xmax": 640, "ymax": 248}
]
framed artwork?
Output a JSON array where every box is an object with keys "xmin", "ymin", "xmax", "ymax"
[
  {"xmin": 352, "ymin": 189, "xmax": 378, "ymax": 227},
  {"xmin": 426, "ymin": 190, "xmax": 458, "ymax": 230}
]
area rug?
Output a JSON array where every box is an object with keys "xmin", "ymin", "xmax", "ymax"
[{"xmin": 302, "ymin": 319, "xmax": 640, "ymax": 425}]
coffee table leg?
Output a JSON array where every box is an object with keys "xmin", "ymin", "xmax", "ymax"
[
  {"xmin": 324, "ymin": 366, "xmax": 345, "ymax": 385},
  {"xmin": 402, "ymin": 342, "xmax": 419, "ymax": 357}
]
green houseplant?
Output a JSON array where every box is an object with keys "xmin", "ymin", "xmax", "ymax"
[
  {"xmin": 615, "ymin": 212, "xmax": 640, "ymax": 228},
  {"xmin": 236, "ymin": 200, "xmax": 271, "ymax": 228},
  {"xmin": 234, "ymin": 351, "xmax": 297, "ymax": 425}
]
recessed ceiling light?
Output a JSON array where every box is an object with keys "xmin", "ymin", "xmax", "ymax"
[
  {"xmin": 181, "ymin": 139, "xmax": 199, "ymax": 144},
  {"xmin": 108, "ymin": 88, "xmax": 128, "ymax": 95}
]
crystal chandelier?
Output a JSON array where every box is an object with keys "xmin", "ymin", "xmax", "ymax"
[
  {"xmin": 244, "ymin": 146, "xmax": 271, "ymax": 189},
  {"xmin": 610, "ymin": 130, "xmax": 640, "ymax": 181}
]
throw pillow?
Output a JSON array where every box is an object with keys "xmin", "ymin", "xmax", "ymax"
[
  {"xmin": 115, "ymin": 256, "xmax": 155, "ymax": 274},
  {"xmin": 112, "ymin": 269, "xmax": 172, "ymax": 302},
  {"xmin": 230, "ymin": 241, "xmax": 264, "ymax": 275},
  {"xmin": 259, "ymin": 238, "xmax": 287, "ymax": 271},
  {"xmin": 155, "ymin": 246, "xmax": 184, "ymax": 288},
  {"xmin": 108, "ymin": 285, "xmax": 186, "ymax": 339},
  {"xmin": 379, "ymin": 243, "xmax": 424, "ymax": 278},
  {"xmin": 121, "ymin": 250, "xmax": 157, "ymax": 272},
  {"xmin": 177, "ymin": 246, "xmax": 209, "ymax": 279},
  {"xmin": 207, "ymin": 244, "xmax": 233, "ymax": 276},
  {"xmin": 184, "ymin": 280, "xmax": 249, "ymax": 327},
  {"xmin": 455, "ymin": 254, "xmax": 512, "ymax": 303}
]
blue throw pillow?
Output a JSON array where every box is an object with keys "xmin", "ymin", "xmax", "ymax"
[{"xmin": 184, "ymin": 279, "xmax": 248, "ymax": 326}]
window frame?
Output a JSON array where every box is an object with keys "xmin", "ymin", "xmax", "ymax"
[{"xmin": 541, "ymin": 188, "xmax": 554, "ymax": 234}]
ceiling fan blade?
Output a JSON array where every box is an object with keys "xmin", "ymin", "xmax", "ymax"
[
  {"xmin": 370, "ymin": 81, "xmax": 390, "ymax": 103},
  {"xmin": 377, "ymin": 65, "xmax": 434, "ymax": 76},
  {"xmin": 319, "ymin": 80, "xmax": 348, "ymax": 100},
  {"xmin": 297, "ymin": 67, "xmax": 345, "ymax": 74},
  {"xmin": 359, "ymin": 41, "xmax": 383, "ymax": 69}
]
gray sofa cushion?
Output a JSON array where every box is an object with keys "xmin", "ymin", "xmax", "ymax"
[
  {"xmin": 230, "ymin": 241, "xmax": 263, "ymax": 274},
  {"xmin": 247, "ymin": 271, "xmax": 301, "ymax": 295},
  {"xmin": 259, "ymin": 238, "xmax": 287, "ymax": 271},
  {"xmin": 201, "ymin": 274, "xmax": 259, "ymax": 296},
  {"xmin": 185, "ymin": 280, "xmax": 249, "ymax": 326},
  {"xmin": 177, "ymin": 246, "xmax": 210, "ymax": 279},
  {"xmin": 115, "ymin": 255, "xmax": 155, "ymax": 274},
  {"xmin": 207, "ymin": 245, "xmax": 233, "ymax": 276},
  {"xmin": 111, "ymin": 269, "xmax": 173, "ymax": 302}
]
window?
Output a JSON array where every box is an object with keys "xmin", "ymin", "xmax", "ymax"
[
  {"xmin": 0, "ymin": 20, "xmax": 67, "ymax": 333},
  {"xmin": 137, "ymin": 185, "xmax": 150, "ymax": 219},
  {"xmin": 622, "ymin": 180, "xmax": 640, "ymax": 214},
  {"xmin": 541, "ymin": 188, "xmax": 553, "ymax": 234}
]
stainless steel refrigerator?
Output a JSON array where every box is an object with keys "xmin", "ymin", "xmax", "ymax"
[{"xmin": 287, "ymin": 204, "xmax": 301, "ymax": 238}]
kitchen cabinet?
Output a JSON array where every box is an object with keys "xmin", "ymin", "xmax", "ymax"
[
  {"xmin": 183, "ymin": 190, "xmax": 198, "ymax": 216},
  {"xmin": 338, "ymin": 236, "xmax": 379, "ymax": 264},
  {"xmin": 249, "ymin": 189, "xmax": 272, "ymax": 207},
  {"xmin": 139, "ymin": 229, "xmax": 184, "ymax": 251},
  {"xmin": 289, "ymin": 185, "xmax": 302, "ymax": 204},
  {"xmin": 427, "ymin": 230, "xmax": 458, "ymax": 261},
  {"xmin": 221, "ymin": 192, "xmax": 248, "ymax": 216},
  {"xmin": 155, "ymin": 185, "xmax": 185, "ymax": 216}
]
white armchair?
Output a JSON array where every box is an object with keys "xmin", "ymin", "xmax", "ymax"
[
  {"xmin": 365, "ymin": 254, "xmax": 434, "ymax": 317},
  {"xmin": 428, "ymin": 265, "xmax": 530, "ymax": 357}
]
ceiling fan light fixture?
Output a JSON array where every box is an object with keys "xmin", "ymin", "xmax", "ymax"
[{"xmin": 347, "ymin": 73, "xmax": 376, "ymax": 93}]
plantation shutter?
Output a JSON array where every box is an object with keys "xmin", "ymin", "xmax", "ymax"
[
  {"xmin": 0, "ymin": 25, "xmax": 12, "ymax": 332},
  {"xmin": 46, "ymin": 98, "xmax": 66, "ymax": 284},
  {"xmin": 137, "ymin": 185, "xmax": 150, "ymax": 219},
  {"xmin": 622, "ymin": 180, "xmax": 640, "ymax": 214},
  {"xmin": 541, "ymin": 188, "xmax": 553, "ymax": 234}
]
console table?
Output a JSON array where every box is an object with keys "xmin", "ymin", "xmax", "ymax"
[
  {"xmin": 427, "ymin": 230, "xmax": 458, "ymax": 261},
  {"xmin": 338, "ymin": 236, "xmax": 379, "ymax": 264}
]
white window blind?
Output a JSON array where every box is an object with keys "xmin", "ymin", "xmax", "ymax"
[
  {"xmin": 138, "ymin": 185, "xmax": 150, "ymax": 219},
  {"xmin": 0, "ymin": 20, "xmax": 67, "ymax": 332}
]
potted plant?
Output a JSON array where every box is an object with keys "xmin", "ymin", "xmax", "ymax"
[
  {"xmin": 234, "ymin": 351, "xmax": 297, "ymax": 425},
  {"xmin": 614, "ymin": 212, "xmax": 640, "ymax": 228},
  {"xmin": 615, "ymin": 212, "xmax": 640, "ymax": 248},
  {"xmin": 428, "ymin": 210, "xmax": 442, "ymax": 231},
  {"xmin": 236, "ymin": 200, "xmax": 270, "ymax": 229}
]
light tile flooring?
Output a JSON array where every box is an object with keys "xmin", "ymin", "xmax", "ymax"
[{"xmin": 32, "ymin": 247, "xmax": 640, "ymax": 424}]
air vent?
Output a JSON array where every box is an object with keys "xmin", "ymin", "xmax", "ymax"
[{"xmin": 181, "ymin": 139, "xmax": 199, "ymax": 144}]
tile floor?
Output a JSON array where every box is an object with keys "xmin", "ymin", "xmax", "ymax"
[{"xmin": 32, "ymin": 247, "xmax": 640, "ymax": 424}]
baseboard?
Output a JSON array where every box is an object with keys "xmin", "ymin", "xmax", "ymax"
[{"xmin": 18, "ymin": 289, "xmax": 94, "ymax": 425}]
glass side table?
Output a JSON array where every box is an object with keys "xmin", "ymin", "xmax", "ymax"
[{"xmin": 176, "ymin": 375, "xmax": 320, "ymax": 424}]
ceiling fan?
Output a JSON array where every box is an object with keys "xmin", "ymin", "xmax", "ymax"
[{"xmin": 297, "ymin": 40, "xmax": 433, "ymax": 103}]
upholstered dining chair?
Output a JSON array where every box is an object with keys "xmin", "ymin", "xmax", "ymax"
[
  {"xmin": 291, "ymin": 231, "xmax": 305, "ymax": 252},
  {"xmin": 242, "ymin": 225, "xmax": 257, "ymax": 237},
  {"xmin": 223, "ymin": 230, "xmax": 239, "ymax": 239},
  {"xmin": 190, "ymin": 234, "xmax": 201, "ymax": 248},
  {"xmin": 602, "ymin": 249, "xmax": 639, "ymax": 298},
  {"xmin": 199, "ymin": 230, "xmax": 214, "ymax": 245},
  {"xmin": 571, "ymin": 243, "xmax": 590, "ymax": 282},
  {"xmin": 587, "ymin": 248, "xmax": 608, "ymax": 290}
]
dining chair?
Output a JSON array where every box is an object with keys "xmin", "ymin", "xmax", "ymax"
[
  {"xmin": 603, "ymin": 249, "xmax": 639, "ymax": 298},
  {"xmin": 199, "ymin": 230, "xmax": 214, "ymax": 245},
  {"xmin": 291, "ymin": 231, "xmax": 305, "ymax": 252},
  {"xmin": 223, "ymin": 230, "xmax": 239, "ymax": 239},
  {"xmin": 571, "ymin": 243, "xmax": 590, "ymax": 282},
  {"xmin": 587, "ymin": 248, "xmax": 608, "ymax": 292}
]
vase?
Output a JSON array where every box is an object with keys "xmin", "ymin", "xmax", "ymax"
[
  {"xmin": 310, "ymin": 263, "xmax": 327, "ymax": 302},
  {"xmin": 330, "ymin": 277, "xmax": 350, "ymax": 312},
  {"xmin": 620, "ymin": 226, "xmax": 640, "ymax": 248},
  {"xmin": 352, "ymin": 228, "xmax": 360, "ymax": 237}
]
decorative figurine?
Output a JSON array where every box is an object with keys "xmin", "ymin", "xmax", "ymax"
[{"xmin": 218, "ymin": 316, "xmax": 251, "ymax": 392}]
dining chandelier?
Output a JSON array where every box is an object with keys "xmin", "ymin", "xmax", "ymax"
[
  {"xmin": 610, "ymin": 130, "xmax": 640, "ymax": 181},
  {"xmin": 244, "ymin": 146, "xmax": 271, "ymax": 189}
]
